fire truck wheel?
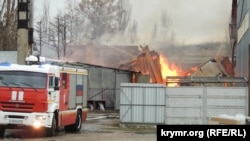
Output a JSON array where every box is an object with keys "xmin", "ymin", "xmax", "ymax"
[
  {"xmin": 65, "ymin": 110, "xmax": 82, "ymax": 132},
  {"xmin": 46, "ymin": 116, "xmax": 57, "ymax": 137},
  {"xmin": 0, "ymin": 126, "xmax": 5, "ymax": 138},
  {"xmin": 74, "ymin": 110, "xmax": 82, "ymax": 132}
]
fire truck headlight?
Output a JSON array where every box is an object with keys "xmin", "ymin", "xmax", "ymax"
[
  {"xmin": 33, "ymin": 121, "xmax": 41, "ymax": 129},
  {"xmin": 35, "ymin": 115, "xmax": 46, "ymax": 120}
]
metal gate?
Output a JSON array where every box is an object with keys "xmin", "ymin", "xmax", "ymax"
[{"xmin": 120, "ymin": 83, "xmax": 165, "ymax": 124}]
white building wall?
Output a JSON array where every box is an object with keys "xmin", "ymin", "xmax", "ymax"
[{"xmin": 0, "ymin": 51, "xmax": 17, "ymax": 64}]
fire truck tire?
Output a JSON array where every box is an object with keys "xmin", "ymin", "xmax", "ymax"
[
  {"xmin": 45, "ymin": 115, "xmax": 58, "ymax": 137},
  {"xmin": 74, "ymin": 110, "xmax": 82, "ymax": 132},
  {"xmin": 0, "ymin": 126, "xmax": 5, "ymax": 138},
  {"xmin": 65, "ymin": 110, "xmax": 82, "ymax": 132}
]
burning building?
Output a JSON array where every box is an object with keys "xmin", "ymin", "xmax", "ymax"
[
  {"xmin": 119, "ymin": 45, "xmax": 241, "ymax": 87},
  {"xmin": 119, "ymin": 45, "xmax": 163, "ymax": 83},
  {"xmin": 119, "ymin": 45, "xmax": 192, "ymax": 85},
  {"xmin": 190, "ymin": 56, "xmax": 234, "ymax": 77}
]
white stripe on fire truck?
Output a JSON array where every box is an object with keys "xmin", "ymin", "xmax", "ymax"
[
  {"xmin": 11, "ymin": 91, "xmax": 24, "ymax": 101},
  {"xmin": 11, "ymin": 91, "xmax": 17, "ymax": 101},
  {"xmin": 18, "ymin": 91, "xmax": 24, "ymax": 101}
]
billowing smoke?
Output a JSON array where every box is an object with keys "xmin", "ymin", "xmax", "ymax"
[{"xmin": 35, "ymin": 0, "xmax": 233, "ymax": 71}]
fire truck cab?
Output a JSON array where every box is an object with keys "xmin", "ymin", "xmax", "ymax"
[{"xmin": 0, "ymin": 59, "xmax": 88, "ymax": 138}]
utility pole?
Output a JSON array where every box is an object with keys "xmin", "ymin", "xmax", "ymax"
[
  {"xmin": 230, "ymin": 0, "xmax": 237, "ymax": 76},
  {"xmin": 63, "ymin": 17, "xmax": 66, "ymax": 57},
  {"xmin": 39, "ymin": 21, "xmax": 42, "ymax": 55},
  {"xmin": 17, "ymin": 0, "xmax": 34, "ymax": 65},
  {"xmin": 57, "ymin": 16, "xmax": 60, "ymax": 59}
]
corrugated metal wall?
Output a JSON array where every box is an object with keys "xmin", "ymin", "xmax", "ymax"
[
  {"xmin": 235, "ymin": 0, "xmax": 250, "ymax": 77},
  {"xmin": 82, "ymin": 64, "xmax": 133, "ymax": 109},
  {"xmin": 120, "ymin": 83, "xmax": 248, "ymax": 124},
  {"xmin": 115, "ymin": 72, "xmax": 132, "ymax": 109},
  {"xmin": 87, "ymin": 67, "xmax": 115, "ymax": 108},
  {"xmin": 120, "ymin": 83, "xmax": 166, "ymax": 124}
]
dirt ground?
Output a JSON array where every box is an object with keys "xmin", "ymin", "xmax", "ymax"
[{"xmin": 1, "ymin": 110, "xmax": 156, "ymax": 141}]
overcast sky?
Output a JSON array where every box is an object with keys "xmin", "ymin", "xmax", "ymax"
[
  {"xmin": 130, "ymin": 0, "xmax": 232, "ymax": 45},
  {"xmin": 34, "ymin": 0, "xmax": 232, "ymax": 45}
]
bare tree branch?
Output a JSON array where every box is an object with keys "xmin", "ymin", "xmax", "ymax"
[{"xmin": 0, "ymin": 0, "xmax": 17, "ymax": 51}]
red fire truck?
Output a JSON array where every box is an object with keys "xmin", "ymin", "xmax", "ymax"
[{"xmin": 0, "ymin": 57, "xmax": 88, "ymax": 138}]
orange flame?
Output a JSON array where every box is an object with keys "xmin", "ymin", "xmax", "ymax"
[{"xmin": 159, "ymin": 54, "xmax": 187, "ymax": 87}]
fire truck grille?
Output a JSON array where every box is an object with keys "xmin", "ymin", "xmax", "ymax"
[{"xmin": 0, "ymin": 102, "xmax": 34, "ymax": 113}]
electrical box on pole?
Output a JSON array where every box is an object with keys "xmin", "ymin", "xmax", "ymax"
[{"xmin": 17, "ymin": 0, "xmax": 34, "ymax": 65}]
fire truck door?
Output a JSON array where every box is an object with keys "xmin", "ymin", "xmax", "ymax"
[
  {"xmin": 59, "ymin": 73, "xmax": 69, "ymax": 110},
  {"xmin": 48, "ymin": 76, "xmax": 59, "ymax": 103}
]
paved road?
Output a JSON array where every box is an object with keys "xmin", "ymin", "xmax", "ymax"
[{"xmin": 1, "ymin": 111, "xmax": 156, "ymax": 141}]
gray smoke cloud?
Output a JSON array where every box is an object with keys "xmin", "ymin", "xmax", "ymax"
[{"xmin": 130, "ymin": 0, "xmax": 232, "ymax": 45}]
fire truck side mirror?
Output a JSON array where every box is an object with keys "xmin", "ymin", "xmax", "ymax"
[{"xmin": 54, "ymin": 77, "xmax": 60, "ymax": 91}]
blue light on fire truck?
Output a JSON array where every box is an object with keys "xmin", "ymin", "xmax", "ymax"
[{"xmin": 0, "ymin": 62, "xmax": 11, "ymax": 66}]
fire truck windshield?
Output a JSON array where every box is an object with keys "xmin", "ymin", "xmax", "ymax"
[{"xmin": 0, "ymin": 71, "xmax": 47, "ymax": 89}]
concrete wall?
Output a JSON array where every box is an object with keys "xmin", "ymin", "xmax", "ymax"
[
  {"xmin": 120, "ymin": 83, "xmax": 248, "ymax": 124},
  {"xmin": 165, "ymin": 87, "xmax": 248, "ymax": 124}
]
